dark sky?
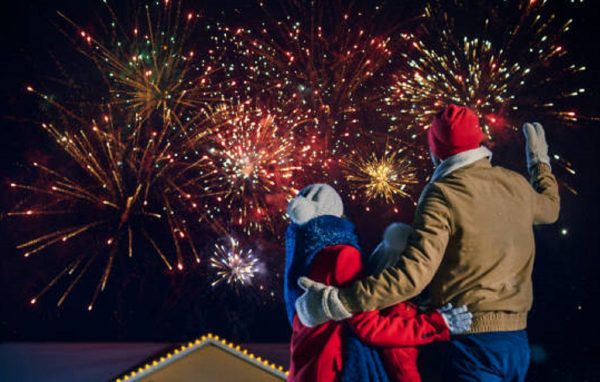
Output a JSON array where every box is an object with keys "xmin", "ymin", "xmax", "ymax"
[{"xmin": 1, "ymin": 1, "xmax": 599, "ymax": 380}]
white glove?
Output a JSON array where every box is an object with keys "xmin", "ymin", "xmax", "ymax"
[
  {"xmin": 523, "ymin": 122, "xmax": 550, "ymax": 170},
  {"xmin": 295, "ymin": 277, "xmax": 352, "ymax": 327},
  {"xmin": 437, "ymin": 303, "xmax": 473, "ymax": 334},
  {"xmin": 369, "ymin": 223, "xmax": 413, "ymax": 274}
]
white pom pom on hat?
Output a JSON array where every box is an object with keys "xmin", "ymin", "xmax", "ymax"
[{"xmin": 287, "ymin": 183, "xmax": 344, "ymax": 224}]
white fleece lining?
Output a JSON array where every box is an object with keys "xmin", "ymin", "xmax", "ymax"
[{"xmin": 429, "ymin": 146, "xmax": 493, "ymax": 183}]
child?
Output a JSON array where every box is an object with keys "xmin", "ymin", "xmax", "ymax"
[
  {"xmin": 368, "ymin": 222, "xmax": 473, "ymax": 381},
  {"xmin": 285, "ymin": 184, "xmax": 471, "ymax": 382}
]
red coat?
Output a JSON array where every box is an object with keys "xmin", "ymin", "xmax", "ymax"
[{"xmin": 288, "ymin": 244, "xmax": 449, "ymax": 382}]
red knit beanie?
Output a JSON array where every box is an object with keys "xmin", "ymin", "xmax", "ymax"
[{"xmin": 428, "ymin": 104, "xmax": 485, "ymax": 160}]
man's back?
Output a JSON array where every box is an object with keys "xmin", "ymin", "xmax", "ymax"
[
  {"xmin": 429, "ymin": 159, "xmax": 558, "ymax": 332},
  {"xmin": 339, "ymin": 159, "xmax": 559, "ymax": 334}
]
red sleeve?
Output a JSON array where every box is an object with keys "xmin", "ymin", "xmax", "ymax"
[{"xmin": 346, "ymin": 307, "xmax": 450, "ymax": 347}]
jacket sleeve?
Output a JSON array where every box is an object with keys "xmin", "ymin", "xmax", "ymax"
[
  {"xmin": 345, "ymin": 307, "xmax": 449, "ymax": 347},
  {"xmin": 530, "ymin": 163, "xmax": 560, "ymax": 225},
  {"xmin": 339, "ymin": 183, "xmax": 452, "ymax": 313}
]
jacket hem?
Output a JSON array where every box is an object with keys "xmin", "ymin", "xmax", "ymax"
[{"xmin": 464, "ymin": 312, "xmax": 527, "ymax": 334}]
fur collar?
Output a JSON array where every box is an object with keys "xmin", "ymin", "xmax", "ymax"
[{"xmin": 430, "ymin": 146, "xmax": 493, "ymax": 183}]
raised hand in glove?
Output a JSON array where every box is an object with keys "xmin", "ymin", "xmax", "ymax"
[
  {"xmin": 294, "ymin": 277, "xmax": 352, "ymax": 327},
  {"xmin": 437, "ymin": 303, "xmax": 473, "ymax": 335},
  {"xmin": 523, "ymin": 122, "xmax": 550, "ymax": 170}
]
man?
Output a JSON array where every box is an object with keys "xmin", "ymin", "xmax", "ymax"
[{"xmin": 295, "ymin": 104, "xmax": 560, "ymax": 381}]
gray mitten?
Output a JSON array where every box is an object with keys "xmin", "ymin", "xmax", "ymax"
[
  {"xmin": 437, "ymin": 303, "xmax": 473, "ymax": 334},
  {"xmin": 523, "ymin": 122, "xmax": 550, "ymax": 170},
  {"xmin": 383, "ymin": 222, "xmax": 413, "ymax": 251},
  {"xmin": 295, "ymin": 277, "xmax": 352, "ymax": 327},
  {"xmin": 369, "ymin": 223, "xmax": 413, "ymax": 274}
]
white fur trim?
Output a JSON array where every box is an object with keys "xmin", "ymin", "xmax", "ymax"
[{"xmin": 429, "ymin": 146, "xmax": 493, "ymax": 183}]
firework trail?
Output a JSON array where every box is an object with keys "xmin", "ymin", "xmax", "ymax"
[
  {"xmin": 9, "ymin": 94, "xmax": 214, "ymax": 310},
  {"xmin": 7, "ymin": 0, "xmax": 225, "ymax": 309}
]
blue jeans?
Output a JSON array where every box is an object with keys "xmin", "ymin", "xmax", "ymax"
[{"xmin": 442, "ymin": 330, "xmax": 531, "ymax": 382}]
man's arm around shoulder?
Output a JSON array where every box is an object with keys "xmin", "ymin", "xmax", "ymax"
[{"xmin": 339, "ymin": 183, "xmax": 452, "ymax": 313}]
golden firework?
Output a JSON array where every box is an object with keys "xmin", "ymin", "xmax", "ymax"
[
  {"xmin": 343, "ymin": 150, "xmax": 418, "ymax": 204},
  {"xmin": 10, "ymin": 88, "xmax": 212, "ymax": 310},
  {"xmin": 386, "ymin": 0, "xmax": 586, "ymax": 138}
]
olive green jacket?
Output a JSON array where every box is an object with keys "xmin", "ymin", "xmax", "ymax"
[{"xmin": 339, "ymin": 159, "xmax": 560, "ymax": 333}]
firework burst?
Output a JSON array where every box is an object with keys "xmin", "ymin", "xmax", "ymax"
[
  {"xmin": 210, "ymin": 237, "xmax": 259, "ymax": 289},
  {"xmin": 11, "ymin": 0, "xmax": 592, "ymax": 311},
  {"xmin": 9, "ymin": 84, "xmax": 213, "ymax": 310},
  {"xmin": 199, "ymin": 102, "xmax": 314, "ymax": 233},
  {"xmin": 59, "ymin": 0, "xmax": 225, "ymax": 130},
  {"xmin": 385, "ymin": 0, "xmax": 588, "ymax": 139},
  {"xmin": 209, "ymin": 0, "xmax": 399, "ymax": 154},
  {"xmin": 4, "ymin": 1, "xmax": 238, "ymax": 309},
  {"xmin": 342, "ymin": 147, "xmax": 418, "ymax": 205}
]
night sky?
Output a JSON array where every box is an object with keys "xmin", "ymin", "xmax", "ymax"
[{"xmin": 1, "ymin": 1, "xmax": 599, "ymax": 381}]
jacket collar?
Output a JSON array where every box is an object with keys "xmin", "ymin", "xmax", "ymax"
[{"xmin": 430, "ymin": 146, "xmax": 492, "ymax": 183}]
